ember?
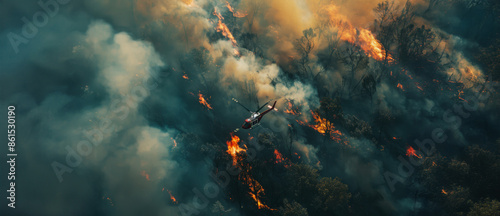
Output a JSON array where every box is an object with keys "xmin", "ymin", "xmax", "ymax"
[
  {"xmin": 198, "ymin": 92, "xmax": 213, "ymax": 110},
  {"xmin": 406, "ymin": 146, "xmax": 422, "ymax": 158}
]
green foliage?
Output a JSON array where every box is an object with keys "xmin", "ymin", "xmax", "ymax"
[
  {"xmin": 467, "ymin": 199, "xmax": 500, "ymax": 216},
  {"xmin": 314, "ymin": 177, "xmax": 351, "ymax": 215},
  {"xmin": 344, "ymin": 114, "xmax": 372, "ymax": 138},
  {"xmin": 476, "ymin": 38, "xmax": 500, "ymax": 80},
  {"xmin": 285, "ymin": 164, "xmax": 352, "ymax": 215},
  {"xmin": 318, "ymin": 97, "xmax": 343, "ymax": 123},
  {"xmin": 280, "ymin": 199, "xmax": 309, "ymax": 216},
  {"xmin": 418, "ymin": 145, "xmax": 500, "ymax": 215},
  {"xmin": 258, "ymin": 132, "xmax": 276, "ymax": 148},
  {"xmin": 464, "ymin": 145, "xmax": 500, "ymax": 200},
  {"xmin": 190, "ymin": 47, "xmax": 214, "ymax": 72},
  {"xmin": 287, "ymin": 164, "xmax": 320, "ymax": 203},
  {"xmin": 442, "ymin": 185, "xmax": 473, "ymax": 216},
  {"xmin": 175, "ymin": 132, "xmax": 204, "ymax": 160}
]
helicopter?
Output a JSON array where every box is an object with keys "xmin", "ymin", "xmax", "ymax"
[{"xmin": 232, "ymin": 98, "xmax": 277, "ymax": 130}]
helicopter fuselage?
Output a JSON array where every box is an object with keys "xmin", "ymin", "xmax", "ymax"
[
  {"xmin": 241, "ymin": 101, "xmax": 276, "ymax": 129},
  {"xmin": 242, "ymin": 113, "xmax": 262, "ymax": 129}
]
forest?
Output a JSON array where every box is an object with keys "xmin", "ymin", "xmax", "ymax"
[{"xmin": 0, "ymin": 0, "xmax": 499, "ymax": 215}]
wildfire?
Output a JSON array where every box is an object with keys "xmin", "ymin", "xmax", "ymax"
[
  {"xmin": 226, "ymin": 133, "xmax": 247, "ymax": 165},
  {"xmin": 171, "ymin": 137, "xmax": 178, "ymax": 148},
  {"xmin": 224, "ymin": 133, "xmax": 275, "ymax": 210},
  {"xmin": 213, "ymin": 8, "xmax": 237, "ymax": 46},
  {"xmin": 167, "ymin": 189, "xmax": 178, "ymax": 204},
  {"xmin": 182, "ymin": 74, "xmax": 189, "ymax": 79},
  {"xmin": 198, "ymin": 93, "xmax": 213, "ymax": 110},
  {"xmin": 323, "ymin": 5, "xmax": 393, "ymax": 62},
  {"xmin": 310, "ymin": 111, "xmax": 342, "ymax": 141},
  {"xmin": 140, "ymin": 170, "xmax": 150, "ymax": 181},
  {"xmin": 406, "ymin": 146, "xmax": 422, "ymax": 158},
  {"xmin": 397, "ymin": 83, "xmax": 404, "ymax": 91},
  {"xmin": 283, "ymin": 101, "xmax": 301, "ymax": 115},
  {"xmin": 441, "ymin": 189, "xmax": 448, "ymax": 195},
  {"xmin": 286, "ymin": 101, "xmax": 345, "ymax": 145},
  {"xmin": 415, "ymin": 82, "xmax": 424, "ymax": 91},
  {"xmin": 239, "ymin": 166, "xmax": 276, "ymax": 210},
  {"xmin": 225, "ymin": 1, "xmax": 247, "ymax": 18},
  {"xmin": 274, "ymin": 149, "xmax": 285, "ymax": 164}
]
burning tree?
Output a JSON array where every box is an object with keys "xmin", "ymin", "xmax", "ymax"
[
  {"xmin": 226, "ymin": 133, "xmax": 247, "ymax": 166},
  {"xmin": 373, "ymin": 1, "xmax": 398, "ymax": 64},
  {"xmin": 223, "ymin": 133, "xmax": 276, "ymax": 211}
]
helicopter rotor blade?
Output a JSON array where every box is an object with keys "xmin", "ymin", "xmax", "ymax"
[
  {"xmin": 232, "ymin": 98, "xmax": 252, "ymax": 113},
  {"xmin": 256, "ymin": 99, "xmax": 273, "ymax": 112}
]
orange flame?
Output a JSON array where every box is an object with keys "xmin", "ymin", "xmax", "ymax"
[
  {"xmin": 441, "ymin": 189, "xmax": 448, "ymax": 195},
  {"xmin": 287, "ymin": 102, "xmax": 345, "ymax": 144},
  {"xmin": 323, "ymin": 5, "xmax": 393, "ymax": 62},
  {"xmin": 140, "ymin": 170, "xmax": 150, "ymax": 181},
  {"xmin": 274, "ymin": 149, "xmax": 284, "ymax": 164},
  {"xmin": 225, "ymin": 1, "xmax": 247, "ymax": 18},
  {"xmin": 397, "ymin": 83, "xmax": 404, "ymax": 91},
  {"xmin": 415, "ymin": 82, "xmax": 423, "ymax": 91},
  {"xmin": 213, "ymin": 8, "xmax": 237, "ymax": 46},
  {"xmin": 226, "ymin": 133, "xmax": 247, "ymax": 165},
  {"xmin": 225, "ymin": 133, "xmax": 275, "ymax": 210},
  {"xmin": 171, "ymin": 137, "xmax": 178, "ymax": 148},
  {"xmin": 406, "ymin": 146, "xmax": 422, "ymax": 158},
  {"xmin": 182, "ymin": 74, "xmax": 189, "ymax": 79},
  {"xmin": 198, "ymin": 93, "xmax": 213, "ymax": 110},
  {"xmin": 283, "ymin": 101, "xmax": 301, "ymax": 115},
  {"xmin": 274, "ymin": 149, "xmax": 291, "ymax": 167},
  {"xmin": 167, "ymin": 190, "xmax": 178, "ymax": 204},
  {"xmin": 239, "ymin": 166, "xmax": 276, "ymax": 210},
  {"xmin": 310, "ymin": 111, "xmax": 342, "ymax": 141}
]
